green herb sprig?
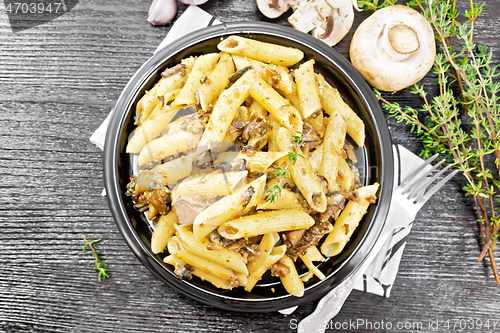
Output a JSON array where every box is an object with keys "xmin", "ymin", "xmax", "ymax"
[
  {"xmin": 365, "ymin": 0, "xmax": 500, "ymax": 282},
  {"xmin": 82, "ymin": 237, "xmax": 110, "ymax": 281},
  {"xmin": 265, "ymin": 130, "xmax": 311, "ymax": 203}
]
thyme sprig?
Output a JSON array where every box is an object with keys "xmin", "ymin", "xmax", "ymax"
[
  {"xmin": 82, "ymin": 237, "xmax": 110, "ymax": 281},
  {"xmin": 265, "ymin": 130, "xmax": 311, "ymax": 203},
  {"xmin": 366, "ymin": 0, "xmax": 500, "ymax": 282}
]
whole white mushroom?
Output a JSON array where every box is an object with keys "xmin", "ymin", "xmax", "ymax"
[{"xmin": 349, "ymin": 5, "xmax": 436, "ymax": 92}]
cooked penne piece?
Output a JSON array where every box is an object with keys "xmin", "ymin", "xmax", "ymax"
[
  {"xmin": 148, "ymin": 103, "xmax": 179, "ymax": 122},
  {"xmin": 319, "ymin": 112, "xmax": 355, "ymax": 192},
  {"xmin": 247, "ymin": 232, "xmax": 280, "ymax": 274},
  {"xmin": 232, "ymin": 55, "xmax": 294, "ymax": 95},
  {"xmin": 136, "ymin": 57, "xmax": 194, "ymax": 124},
  {"xmin": 317, "ymin": 74, "xmax": 365, "ymax": 147},
  {"xmin": 197, "ymin": 53, "xmax": 235, "ymax": 112},
  {"xmin": 151, "ymin": 210, "xmax": 176, "ymax": 254},
  {"xmin": 175, "ymin": 226, "xmax": 248, "ymax": 275},
  {"xmin": 126, "ymin": 109, "xmax": 180, "ymax": 154},
  {"xmin": 305, "ymin": 113, "xmax": 324, "ymax": 133},
  {"xmin": 174, "ymin": 170, "xmax": 248, "ymax": 197},
  {"xmin": 279, "ymin": 256, "xmax": 305, "ymax": 297},
  {"xmin": 299, "ymin": 247, "xmax": 326, "ymax": 281},
  {"xmin": 168, "ymin": 237, "xmax": 248, "ymax": 285},
  {"xmin": 267, "ymin": 115, "xmax": 281, "ymax": 152},
  {"xmin": 276, "ymin": 127, "xmax": 327, "ymax": 212},
  {"xmin": 245, "ymin": 245, "xmax": 286, "ymax": 292},
  {"xmin": 245, "ymin": 72, "xmax": 302, "ymax": 133},
  {"xmin": 138, "ymin": 128, "xmax": 202, "ymax": 166},
  {"xmin": 172, "ymin": 53, "xmax": 220, "ymax": 107},
  {"xmin": 135, "ymin": 153, "xmax": 196, "ymax": 189},
  {"xmin": 218, "ymin": 35, "xmax": 304, "ymax": 66},
  {"xmin": 303, "ymin": 245, "xmax": 325, "ymax": 262},
  {"xmin": 323, "ymin": 111, "xmax": 346, "ymax": 156},
  {"xmin": 248, "ymin": 99, "xmax": 267, "ymax": 118},
  {"xmin": 218, "ymin": 209, "xmax": 315, "ymax": 239},
  {"xmin": 216, "ymin": 151, "xmax": 287, "ymax": 173},
  {"xmin": 295, "ymin": 59, "xmax": 323, "ymax": 119},
  {"xmin": 257, "ymin": 178, "xmax": 308, "ymax": 212},
  {"xmin": 309, "ymin": 144, "xmax": 324, "ymax": 172},
  {"xmin": 321, "ymin": 183, "xmax": 379, "ymax": 257},
  {"xmin": 193, "ymin": 175, "xmax": 267, "ymax": 241},
  {"xmin": 198, "ymin": 77, "xmax": 251, "ymax": 150},
  {"xmin": 164, "ymin": 255, "xmax": 233, "ymax": 289}
]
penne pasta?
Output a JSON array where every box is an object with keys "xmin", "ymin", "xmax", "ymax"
[
  {"xmin": 167, "ymin": 236, "xmax": 248, "ymax": 285},
  {"xmin": 218, "ymin": 35, "xmax": 304, "ymax": 66},
  {"xmin": 218, "ymin": 209, "xmax": 315, "ymax": 239},
  {"xmin": 276, "ymin": 127, "xmax": 327, "ymax": 212},
  {"xmin": 196, "ymin": 52, "xmax": 235, "ymax": 112},
  {"xmin": 267, "ymin": 115, "xmax": 281, "ymax": 152},
  {"xmin": 257, "ymin": 178, "xmax": 308, "ymax": 212},
  {"xmin": 135, "ymin": 153, "xmax": 196, "ymax": 189},
  {"xmin": 216, "ymin": 151, "xmax": 287, "ymax": 173},
  {"xmin": 136, "ymin": 57, "xmax": 195, "ymax": 124},
  {"xmin": 317, "ymin": 74, "xmax": 365, "ymax": 147},
  {"xmin": 245, "ymin": 72, "xmax": 303, "ymax": 133},
  {"xmin": 138, "ymin": 127, "xmax": 202, "ymax": 166},
  {"xmin": 172, "ymin": 53, "xmax": 220, "ymax": 107},
  {"xmin": 175, "ymin": 226, "xmax": 249, "ymax": 275},
  {"xmin": 321, "ymin": 183, "xmax": 379, "ymax": 257},
  {"xmin": 279, "ymin": 256, "xmax": 305, "ymax": 297},
  {"xmin": 247, "ymin": 232, "xmax": 280, "ymax": 274},
  {"xmin": 245, "ymin": 245, "xmax": 286, "ymax": 292},
  {"xmin": 319, "ymin": 112, "xmax": 355, "ymax": 192},
  {"xmin": 198, "ymin": 76, "xmax": 251, "ymax": 150},
  {"xmin": 174, "ymin": 170, "xmax": 248, "ymax": 197},
  {"xmin": 295, "ymin": 59, "xmax": 323, "ymax": 119},
  {"xmin": 125, "ymin": 41, "xmax": 377, "ymax": 297},
  {"xmin": 126, "ymin": 109, "xmax": 180, "ymax": 154},
  {"xmin": 193, "ymin": 175, "xmax": 267, "ymax": 241},
  {"xmin": 308, "ymin": 144, "xmax": 324, "ymax": 172},
  {"xmin": 164, "ymin": 255, "xmax": 233, "ymax": 290},
  {"xmin": 299, "ymin": 247, "xmax": 326, "ymax": 281},
  {"xmin": 151, "ymin": 210, "xmax": 176, "ymax": 254},
  {"xmin": 232, "ymin": 55, "xmax": 295, "ymax": 95}
]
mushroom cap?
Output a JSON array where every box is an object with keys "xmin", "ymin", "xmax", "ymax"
[
  {"xmin": 256, "ymin": 0, "xmax": 290, "ymax": 19},
  {"xmin": 349, "ymin": 5, "xmax": 436, "ymax": 92}
]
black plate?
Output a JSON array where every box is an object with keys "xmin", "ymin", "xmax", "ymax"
[{"xmin": 104, "ymin": 22, "xmax": 393, "ymax": 312}]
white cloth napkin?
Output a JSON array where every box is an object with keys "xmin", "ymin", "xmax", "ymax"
[{"xmin": 89, "ymin": 5, "xmax": 425, "ymax": 310}]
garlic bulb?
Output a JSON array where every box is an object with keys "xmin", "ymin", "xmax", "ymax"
[
  {"xmin": 147, "ymin": 0, "xmax": 177, "ymax": 26},
  {"xmin": 178, "ymin": 0, "xmax": 210, "ymax": 4}
]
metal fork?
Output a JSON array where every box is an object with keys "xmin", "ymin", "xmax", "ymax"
[{"xmin": 297, "ymin": 154, "xmax": 459, "ymax": 333}]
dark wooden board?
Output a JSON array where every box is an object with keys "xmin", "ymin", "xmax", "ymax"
[{"xmin": 1, "ymin": 0, "xmax": 499, "ymax": 332}]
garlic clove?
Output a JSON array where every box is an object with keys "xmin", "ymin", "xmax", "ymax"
[
  {"xmin": 147, "ymin": 0, "xmax": 177, "ymax": 26},
  {"xmin": 178, "ymin": 0, "xmax": 209, "ymax": 4}
]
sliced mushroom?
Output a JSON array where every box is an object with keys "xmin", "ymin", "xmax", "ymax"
[
  {"xmin": 310, "ymin": 0, "xmax": 355, "ymax": 47},
  {"xmin": 349, "ymin": 5, "xmax": 436, "ymax": 91},
  {"xmin": 256, "ymin": 0, "xmax": 290, "ymax": 18},
  {"xmin": 287, "ymin": 0, "xmax": 332, "ymax": 34}
]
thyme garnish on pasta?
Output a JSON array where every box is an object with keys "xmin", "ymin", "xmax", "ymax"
[{"xmin": 265, "ymin": 130, "xmax": 310, "ymax": 203}]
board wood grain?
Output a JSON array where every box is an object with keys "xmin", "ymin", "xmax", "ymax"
[{"xmin": 1, "ymin": 0, "xmax": 500, "ymax": 332}]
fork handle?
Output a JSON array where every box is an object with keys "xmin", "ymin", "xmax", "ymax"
[{"xmin": 297, "ymin": 214, "xmax": 400, "ymax": 333}]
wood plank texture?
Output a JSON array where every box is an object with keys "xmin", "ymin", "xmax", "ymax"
[{"xmin": 1, "ymin": 0, "xmax": 500, "ymax": 332}]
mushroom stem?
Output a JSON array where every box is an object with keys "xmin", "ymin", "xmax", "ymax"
[{"xmin": 379, "ymin": 24, "xmax": 420, "ymax": 62}]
